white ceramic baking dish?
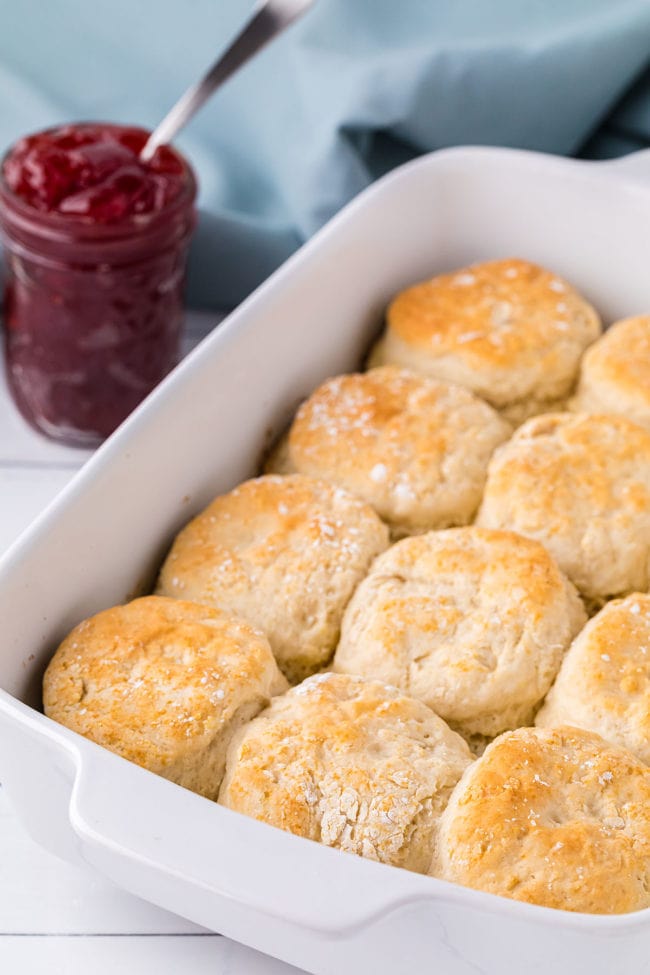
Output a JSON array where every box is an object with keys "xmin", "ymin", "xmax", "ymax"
[{"xmin": 1, "ymin": 146, "xmax": 650, "ymax": 974}]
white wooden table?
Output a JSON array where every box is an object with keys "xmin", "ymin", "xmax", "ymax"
[{"xmin": 0, "ymin": 311, "xmax": 303, "ymax": 975}]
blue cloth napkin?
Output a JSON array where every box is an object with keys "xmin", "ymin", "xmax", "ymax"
[{"xmin": 1, "ymin": 0, "xmax": 650, "ymax": 308}]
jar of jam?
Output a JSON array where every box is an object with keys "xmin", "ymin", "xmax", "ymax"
[{"xmin": 0, "ymin": 123, "xmax": 197, "ymax": 446}]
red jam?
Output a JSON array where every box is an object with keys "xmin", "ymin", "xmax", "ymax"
[
  {"xmin": 0, "ymin": 123, "xmax": 197, "ymax": 445},
  {"xmin": 4, "ymin": 125, "xmax": 186, "ymax": 220}
]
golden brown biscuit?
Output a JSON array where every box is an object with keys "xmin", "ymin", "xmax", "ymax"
[
  {"xmin": 476, "ymin": 412, "xmax": 650, "ymax": 602},
  {"xmin": 537, "ymin": 594, "xmax": 650, "ymax": 764},
  {"xmin": 157, "ymin": 475, "xmax": 389, "ymax": 683},
  {"xmin": 43, "ymin": 596, "xmax": 287, "ymax": 799},
  {"xmin": 266, "ymin": 368, "xmax": 511, "ymax": 538},
  {"xmin": 570, "ymin": 315, "xmax": 650, "ymax": 432},
  {"xmin": 333, "ymin": 528, "xmax": 586, "ymax": 738},
  {"xmin": 219, "ymin": 672, "xmax": 472, "ymax": 873},
  {"xmin": 435, "ymin": 726, "xmax": 650, "ymax": 914},
  {"xmin": 370, "ymin": 258, "xmax": 601, "ymax": 422}
]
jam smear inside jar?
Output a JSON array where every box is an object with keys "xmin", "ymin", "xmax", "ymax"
[{"xmin": 0, "ymin": 123, "xmax": 197, "ymax": 445}]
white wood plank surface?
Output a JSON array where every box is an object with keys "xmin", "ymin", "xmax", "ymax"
[
  {"xmin": 0, "ymin": 311, "xmax": 304, "ymax": 973},
  {"xmin": 0, "ymin": 935, "xmax": 302, "ymax": 975}
]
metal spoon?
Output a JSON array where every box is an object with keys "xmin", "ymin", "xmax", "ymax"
[{"xmin": 141, "ymin": 0, "xmax": 315, "ymax": 161}]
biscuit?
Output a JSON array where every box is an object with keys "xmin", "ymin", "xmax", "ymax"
[
  {"xmin": 369, "ymin": 258, "xmax": 601, "ymax": 422},
  {"xmin": 435, "ymin": 726, "xmax": 650, "ymax": 914},
  {"xmin": 157, "ymin": 475, "xmax": 389, "ymax": 683},
  {"xmin": 537, "ymin": 594, "xmax": 650, "ymax": 764},
  {"xmin": 266, "ymin": 368, "xmax": 511, "ymax": 538},
  {"xmin": 219, "ymin": 672, "xmax": 472, "ymax": 873},
  {"xmin": 476, "ymin": 412, "xmax": 650, "ymax": 602},
  {"xmin": 333, "ymin": 528, "xmax": 586, "ymax": 738},
  {"xmin": 43, "ymin": 596, "xmax": 287, "ymax": 799},
  {"xmin": 570, "ymin": 315, "xmax": 650, "ymax": 432}
]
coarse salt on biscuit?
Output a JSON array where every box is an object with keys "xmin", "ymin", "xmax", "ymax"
[
  {"xmin": 370, "ymin": 258, "xmax": 600, "ymax": 423},
  {"xmin": 157, "ymin": 475, "xmax": 389, "ymax": 682},
  {"xmin": 43, "ymin": 596, "xmax": 287, "ymax": 799},
  {"xmin": 435, "ymin": 725, "xmax": 650, "ymax": 914},
  {"xmin": 537, "ymin": 593, "xmax": 650, "ymax": 764},
  {"xmin": 266, "ymin": 367, "xmax": 510, "ymax": 538}
]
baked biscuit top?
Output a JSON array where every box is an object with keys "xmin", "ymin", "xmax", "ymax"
[
  {"xmin": 436, "ymin": 725, "xmax": 650, "ymax": 914},
  {"xmin": 269, "ymin": 367, "xmax": 510, "ymax": 537},
  {"xmin": 376, "ymin": 258, "xmax": 600, "ymax": 414}
]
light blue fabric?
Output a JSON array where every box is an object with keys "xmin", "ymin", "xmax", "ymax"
[{"xmin": 1, "ymin": 0, "xmax": 650, "ymax": 307}]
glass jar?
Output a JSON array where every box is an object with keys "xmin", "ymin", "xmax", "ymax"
[{"xmin": 0, "ymin": 124, "xmax": 197, "ymax": 446}]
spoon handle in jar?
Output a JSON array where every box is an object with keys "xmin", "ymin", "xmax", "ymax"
[{"xmin": 141, "ymin": 0, "xmax": 315, "ymax": 161}]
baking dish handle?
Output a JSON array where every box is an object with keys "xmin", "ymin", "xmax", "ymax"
[
  {"xmin": 69, "ymin": 746, "xmax": 440, "ymax": 937},
  {"xmin": 594, "ymin": 148, "xmax": 650, "ymax": 185}
]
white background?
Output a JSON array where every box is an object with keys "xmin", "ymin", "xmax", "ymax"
[{"xmin": 0, "ymin": 312, "xmax": 303, "ymax": 974}]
